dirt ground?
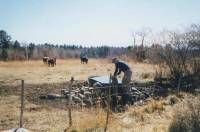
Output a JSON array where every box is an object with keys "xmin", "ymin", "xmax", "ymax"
[{"xmin": 0, "ymin": 59, "xmax": 177, "ymax": 132}]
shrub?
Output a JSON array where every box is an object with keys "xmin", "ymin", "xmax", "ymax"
[
  {"xmin": 158, "ymin": 24, "xmax": 200, "ymax": 91},
  {"xmin": 143, "ymin": 99, "xmax": 165, "ymax": 113},
  {"xmin": 168, "ymin": 95, "xmax": 179, "ymax": 105},
  {"xmin": 141, "ymin": 73, "xmax": 151, "ymax": 79},
  {"xmin": 169, "ymin": 96, "xmax": 200, "ymax": 132},
  {"xmin": 70, "ymin": 129, "xmax": 78, "ymax": 132}
]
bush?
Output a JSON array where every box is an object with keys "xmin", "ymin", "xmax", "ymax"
[
  {"xmin": 169, "ymin": 96, "xmax": 200, "ymax": 132},
  {"xmin": 157, "ymin": 24, "xmax": 200, "ymax": 91},
  {"xmin": 143, "ymin": 99, "xmax": 165, "ymax": 113},
  {"xmin": 168, "ymin": 95, "xmax": 179, "ymax": 105},
  {"xmin": 141, "ymin": 72, "xmax": 151, "ymax": 79}
]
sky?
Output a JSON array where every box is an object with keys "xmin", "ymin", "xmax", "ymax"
[{"xmin": 0, "ymin": 0, "xmax": 200, "ymax": 47}]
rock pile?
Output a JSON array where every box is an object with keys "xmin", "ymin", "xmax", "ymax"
[{"xmin": 41, "ymin": 81, "xmax": 156, "ymax": 107}]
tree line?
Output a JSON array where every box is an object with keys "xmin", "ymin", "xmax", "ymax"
[
  {"xmin": 0, "ymin": 29, "xmax": 168, "ymax": 61},
  {"xmin": 0, "ymin": 30, "xmax": 131, "ymax": 60}
]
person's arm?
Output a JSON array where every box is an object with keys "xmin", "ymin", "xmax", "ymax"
[
  {"xmin": 117, "ymin": 69, "xmax": 122, "ymax": 75},
  {"xmin": 114, "ymin": 64, "xmax": 118, "ymax": 76}
]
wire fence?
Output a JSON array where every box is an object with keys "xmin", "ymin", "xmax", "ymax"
[
  {"xmin": 16, "ymin": 77, "xmax": 168, "ymax": 132},
  {"xmin": 65, "ymin": 76, "xmax": 168, "ymax": 132}
]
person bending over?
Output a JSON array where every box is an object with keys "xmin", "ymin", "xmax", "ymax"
[
  {"xmin": 112, "ymin": 58, "xmax": 132, "ymax": 106},
  {"xmin": 112, "ymin": 58, "xmax": 132, "ymax": 85}
]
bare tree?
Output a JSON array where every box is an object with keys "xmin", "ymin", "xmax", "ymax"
[
  {"xmin": 158, "ymin": 24, "xmax": 200, "ymax": 91},
  {"xmin": 137, "ymin": 28, "xmax": 152, "ymax": 47},
  {"xmin": 131, "ymin": 32, "xmax": 137, "ymax": 47}
]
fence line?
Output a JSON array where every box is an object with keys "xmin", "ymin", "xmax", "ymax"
[
  {"xmin": 4, "ymin": 73, "xmax": 170, "ymax": 132},
  {"xmin": 65, "ymin": 77, "xmax": 168, "ymax": 131},
  {"xmin": 15, "ymin": 78, "xmax": 166, "ymax": 131}
]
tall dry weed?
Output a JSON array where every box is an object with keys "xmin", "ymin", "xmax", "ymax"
[{"xmin": 169, "ymin": 95, "xmax": 200, "ymax": 132}]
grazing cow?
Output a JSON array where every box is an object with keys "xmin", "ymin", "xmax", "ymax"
[
  {"xmin": 43, "ymin": 57, "xmax": 49, "ymax": 64},
  {"xmin": 81, "ymin": 56, "xmax": 88, "ymax": 64},
  {"xmin": 48, "ymin": 57, "xmax": 56, "ymax": 67}
]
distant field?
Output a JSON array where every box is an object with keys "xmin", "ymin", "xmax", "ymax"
[{"xmin": 0, "ymin": 59, "xmax": 155, "ymax": 85}]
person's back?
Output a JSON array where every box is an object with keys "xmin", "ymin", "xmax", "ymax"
[
  {"xmin": 113, "ymin": 60, "xmax": 132, "ymax": 84},
  {"xmin": 114, "ymin": 60, "xmax": 130, "ymax": 75}
]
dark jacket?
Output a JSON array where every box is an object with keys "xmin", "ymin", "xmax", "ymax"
[{"xmin": 114, "ymin": 60, "xmax": 130, "ymax": 76}]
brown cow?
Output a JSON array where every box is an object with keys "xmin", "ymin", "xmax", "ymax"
[
  {"xmin": 48, "ymin": 57, "xmax": 56, "ymax": 67},
  {"xmin": 81, "ymin": 56, "xmax": 88, "ymax": 64},
  {"xmin": 43, "ymin": 57, "xmax": 49, "ymax": 64}
]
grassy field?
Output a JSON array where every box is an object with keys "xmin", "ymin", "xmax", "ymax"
[
  {"xmin": 0, "ymin": 94, "xmax": 179, "ymax": 132},
  {"xmin": 0, "ymin": 59, "xmax": 182, "ymax": 132},
  {"xmin": 0, "ymin": 59, "xmax": 155, "ymax": 85}
]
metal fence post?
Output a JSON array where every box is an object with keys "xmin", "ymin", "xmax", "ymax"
[{"xmin": 20, "ymin": 80, "xmax": 25, "ymax": 128}]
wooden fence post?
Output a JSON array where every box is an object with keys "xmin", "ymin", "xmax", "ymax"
[
  {"xmin": 68, "ymin": 77, "xmax": 74, "ymax": 127},
  {"xmin": 104, "ymin": 74, "xmax": 112, "ymax": 132},
  {"xmin": 20, "ymin": 80, "xmax": 25, "ymax": 128}
]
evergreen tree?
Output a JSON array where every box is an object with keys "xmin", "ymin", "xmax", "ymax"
[
  {"xmin": 0, "ymin": 30, "xmax": 11, "ymax": 61},
  {"xmin": 28, "ymin": 43, "xmax": 35, "ymax": 58},
  {"xmin": 13, "ymin": 40, "xmax": 21, "ymax": 60}
]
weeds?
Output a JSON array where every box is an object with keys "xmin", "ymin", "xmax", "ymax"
[
  {"xmin": 169, "ymin": 95, "xmax": 200, "ymax": 132},
  {"xmin": 143, "ymin": 99, "xmax": 165, "ymax": 114}
]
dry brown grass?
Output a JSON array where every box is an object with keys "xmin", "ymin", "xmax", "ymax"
[
  {"xmin": 0, "ymin": 95, "xmax": 171, "ymax": 132},
  {"xmin": 0, "ymin": 95, "xmax": 106, "ymax": 131},
  {"xmin": 1, "ymin": 91, "xmax": 192, "ymax": 131},
  {"xmin": 0, "ymin": 59, "xmax": 155, "ymax": 85},
  {"xmin": 0, "ymin": 59, "xmax": 186, "ymax": 132},
  {"xmin": 143, "ymin": 98, "xmax": 166, "ymax": 114},
  {"xmin": 169, "ymin": 95, "xmax": 200, "ymax": 132},
  {"xmin": 106, "ymin": 98, "xmax": 173, "ymax": 132}
]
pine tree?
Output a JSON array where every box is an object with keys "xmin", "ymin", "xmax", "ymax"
[{"xmin": 0, "ymin": 30, "xmax": 11, "ymax": 61}]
